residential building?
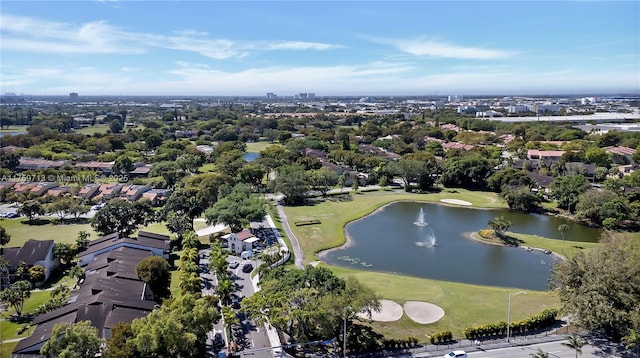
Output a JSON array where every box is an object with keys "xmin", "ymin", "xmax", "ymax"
[
  {"xmin": 226, "ymin": 229, "xmax": 260, "ymax": 254},
  {"xmin": 1, "ymin": 239, "xmax": 58, "ymax": 288}
]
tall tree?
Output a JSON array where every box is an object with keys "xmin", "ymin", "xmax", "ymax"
[
  {"xmin": 0, "ymin": 280, "xmax": 32, "ymax": 316},
  {"xmin": 104, "ymin": 322, "xmax": 136, "ymax": 358},
  {"xmin": 131, "ymin": 294, "xmax": 220, "ymax": 358},
  {"xmin": 91, "ymin": 199, "xmax": 156, "ymax": 237},
  {"xmin": 205, "ymin": 183, "xmax": 265, "ymax": 232},
  {"xmin": 550, "ymin": 174, "xmax": 589, "ymax": 213},
  {"xmin": 552, "ymin": 233, "xmax": 640, "ymax": 339},
  {"xmin": 136, "ymin": 256, "xmax": 171, "ymax": 301},
  {"xmin": 18, "ymin": 200, "xmax": 44, "ymax": 222},
  {"xmin": 561, "ymin": 333, "xmax": 587, "ymax": 358},
  {"xmin": 270, "ymin": 164, "xmax": 311, "ymax": 205},
  {"xmin": 488, "ymin": 216, "xmax": 511, "ymax": 239},
  {"xmin": 40, "ymin": 321, "xmax": 104, "ymax": 358},
  {"xmin": 0, "ymin": 224, "xmax": 10, "ymax": 246}
]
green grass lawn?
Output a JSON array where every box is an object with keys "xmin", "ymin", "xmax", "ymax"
[
  {"xmin": 2, "ymin": 217, "xmax": 173, "ymax": 248},
  {"xmin": 1, "ymin": 341, "xmax": 19, "ymax": 358},
  {"xmin": 245, "ymin": 141, "xmax": 278, "ymax": 153},
  {"xmin": 328, "ymin": 265, "xmax": 558, "ymax": 340},
  {"xmin": 198, "ymin": 163, "xmax": 216, "ymax": 172},
  {"xmin": 0, "ymin": 217, "xmax": 97, "ymax": 247},
  {"xmin": 0, "ymin": 125, "xmax": 28, "ymax": 133}
]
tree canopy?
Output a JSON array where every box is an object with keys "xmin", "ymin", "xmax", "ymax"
[
  {"xmin": 135, "ymin": 256, "xmax": 171, "ymax": 301},
  {"xmin": 552, "ymin": 233, "xmax": 640, "ymax": 340},
  {"xmin": 91, "ymin": 199, "xmax": 156, "ymax": 237},
  {"xmin": 40, "ymin": 321, "xmax": 104, "ymax": 358}
]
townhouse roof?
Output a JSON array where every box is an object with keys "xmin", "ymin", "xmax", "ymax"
[
  {"xmin": 75, "ymin": 161, "xmax": 114, "ymax": 170},
  {"xmin": 443, "ymin": 142, "xmax": 475, "ymax": 151},
  {"xmin": 526, "ymin": 172, "xmax": 555, "ymax": 187},
  {"xmin": 0, "ymin": 145, "xmax": 23, "ymax": 153},
  {"xmin": 234, "ymin": 229, "xmax": 255, "ymax": 241},
  {"xmin": 604, "ymin": 146, "xmax": 636, "ymax": 156},
  {"xmin": 13, "ymin": 293, "xmax": 156, "ymax": 355},
  {"xmin": 81, "ymin": 231, "xmax": 170, "ymax": 257},
  {"xmin": 1, "ymin": 239, "xmax": 54, "ymax": 268},
  {"xmin": 17, "ymin": 158, "xmax": 70, "ymax": 170}
]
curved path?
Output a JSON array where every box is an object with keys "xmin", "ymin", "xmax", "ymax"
[{"xmin": 276, "ymin": 204, "xmax": 304, "ymax": 269}]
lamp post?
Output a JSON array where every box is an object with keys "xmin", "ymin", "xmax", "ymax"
[
  {"xmin": 343, "ymin": 306, "xmax": 351, "ymax": 358},
  {"xmin": 507, "ymin": 291, "xmax": 526, "ymax": 342}
]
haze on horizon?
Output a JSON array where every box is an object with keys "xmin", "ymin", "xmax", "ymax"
[{"xmin": 1, "ymin": 1, "xmax": 638, "ymax": 97}]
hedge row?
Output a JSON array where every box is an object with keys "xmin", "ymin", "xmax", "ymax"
[
  {"xmin": 429, "ymin": 331, "xmax": 453, "ymax": 344},
  {"xmin": 464, "ymin": 308, "xmax": 558, "ymax": 339},
  {"xmin": 382, "ymin": 336, "xmax": 419, "ymax": 349}
]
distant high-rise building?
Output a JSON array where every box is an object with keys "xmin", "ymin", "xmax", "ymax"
[
  {"xmin": 69, "ymin": 92, "xmax": 79, "ymax": 99},
  {"xmin": 266, "ymin": 92, "xmax": 277, "ymax": 99}
]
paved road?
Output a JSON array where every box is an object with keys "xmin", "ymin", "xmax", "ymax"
[
  {"xmin": 410, "ymin": 335, "xmax": 633, "ymax": 358},
  {"xmin": 276, "ymin": 204, "xmax": 304, "ymax": 269}
]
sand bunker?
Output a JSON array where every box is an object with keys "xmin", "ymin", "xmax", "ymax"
[
  {"xmin": 440, "ymin": 199, "xmax": 472, "ymax": 206},
  {"xmin": 403, "ymin": 301, "xmax": 445, "ymax": 324},
  {"xmin": 357, "ymin": 299, "xmax": 403, "ymax": 322}
]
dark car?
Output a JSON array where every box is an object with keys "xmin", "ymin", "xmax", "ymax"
[
  {"xmin": 213, "ymin": 332, "xmax": 225, "ymax": 348},
  {"xmin": 231, "ymin": 296, "xmax": 241, "ymax": 309},
  {"xmin": 242, "ymin": 263, "xmax": 253, "ymax": 273}
]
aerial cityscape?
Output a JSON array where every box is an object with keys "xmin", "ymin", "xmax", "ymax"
[{"xmin": 1, "ymin": 1, "xmax": 640, "ymax": 358}]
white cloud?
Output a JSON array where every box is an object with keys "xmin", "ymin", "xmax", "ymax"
[
  {"xmin": 0, "ymin": 13, "xmax": 343, "ymax": 59},
  {"xmin": 260, "ymin": 41, "xmax": 344, "ymax": 51},
  {"xmin": 371, "ymin": 36, "xmax": 515, "ymax": 60}
]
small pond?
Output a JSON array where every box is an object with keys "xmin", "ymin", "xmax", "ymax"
[{"xmin": 321, "ymin": 202, "xmax": 602, "ymax": 290}]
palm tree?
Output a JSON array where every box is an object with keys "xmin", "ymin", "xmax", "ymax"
[
  {"xmin": 530, "ymin": 348, "xmax": 549, "ymax": 358},
  {"xmin": 558, "ymin": 224, "xmax": 569, "ymax": 251},
  {"xmin": 562, "ymin": 333, "xmax": 587, "ymax": 358},
  {"xmin": 216, "ymin": 278, "xmax": 234, "ymax": 305}
]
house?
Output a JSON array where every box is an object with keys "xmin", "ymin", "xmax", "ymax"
[
  {"xmin": 77, "ymin": 231, "xmax": 171, "ymax": 267},
  {"xmin": 140, "ymin": 188, "xmax": 171, "ymax": 206},
  {"xmin": 17, "ymin": 158, "xmax": 71, "ymax": 171},
  {"xmin": 96, "ymin": 183, "xmax": 123, "ymax": 200},
  {"xmin": 29, "ymin": 182, "xmax": 59, "ymax": 196},
  {"xmin": 526, "ymin": 172, "xmax": 555, "ymax": 195},
  {"xmin": 45, "ymin": 185, "xmax": 73, "ymax": 198},
  {"xmin": 443, "ymin": 142, "xmax": 475, "ymax": 151},
  {"xmin": 129, "ymin": 163, "xmax": 152, "ymax": 177},
  {"xmin": 604, "ymin": 146, "xmax": 636, "ymax": 165},
  {"xmin": 75, "ymin": 161, "xmax": 114, "ymax": 175},
  {"xmin": 1, "ymin": 239, "xmax": 58, "ymax": 287},
  {"xmin": 526, "ymin": 150, "xmax": 565, "ymax": 161},
  {"xmin": 78, "ymin": 183, "xmax": 100, "ymax": 200},
  {"xmin": 226, "ymin": 229, "xmax": 260, "ymax": 255},
  {"xmin": 122, "ymin": 185, "xmax": 151, "ymax": 201}
]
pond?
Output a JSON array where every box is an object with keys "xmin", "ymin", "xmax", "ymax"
[{"xmin": 321, "ymin": 201, "xmax": 602, "ymax": 290}]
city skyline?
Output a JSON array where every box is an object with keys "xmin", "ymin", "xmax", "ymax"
[{"xmin": 1, "ymin": 1, "xmax": 639, "ymax": 96}]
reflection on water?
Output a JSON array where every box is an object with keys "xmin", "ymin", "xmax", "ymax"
[{"xmin": 323, "ymin": 202, "xmax": 601, "ymax": 290}]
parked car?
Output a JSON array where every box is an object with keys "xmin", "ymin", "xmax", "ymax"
[
  {"xmin": 444, "ymin": 351, "xmax": 467, "ymax": 358},
  {"xmin": 229, "ymin": 261, "xmax": 239, "ymax": 269},
  {"xmin": 213, "ymin": 332, "xmax": 225, "ymax": 348},
  {"xmin": 231, "ymin": 296, "xmax": 241, "ymax": 309},
  {"xmin": 242, "ymin": 263, "xmax": 253, "ymax": 273}
]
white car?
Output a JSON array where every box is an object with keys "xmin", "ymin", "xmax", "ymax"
[
  {"xmin": 444, "ymin": 351, "xmax": 467, "ymax": 358},
  {"xmin": 229, "ymin": 261, "xmax": 239, "ymax": 269}
]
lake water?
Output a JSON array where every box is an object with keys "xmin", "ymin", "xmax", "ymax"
[
  {"xmin": 0, "ymin": 131, "xmax": 26, "ymax": 137},
  {"xmin": 243, "ymin": 152, "xmax": 259, "ymax": 162},
  {"xmin": 321, "ymin": 202, "xmax": 602, "ymax": 290}
]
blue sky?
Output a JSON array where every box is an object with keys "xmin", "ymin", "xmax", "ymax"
[{"xmin": 1, "ymin": 1, "xmax": 638, "ymax": 96}]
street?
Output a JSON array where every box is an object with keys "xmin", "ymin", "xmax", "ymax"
[{"xmin": 200, "ymin": 249, "xmax": 273, "ymax": 358}]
